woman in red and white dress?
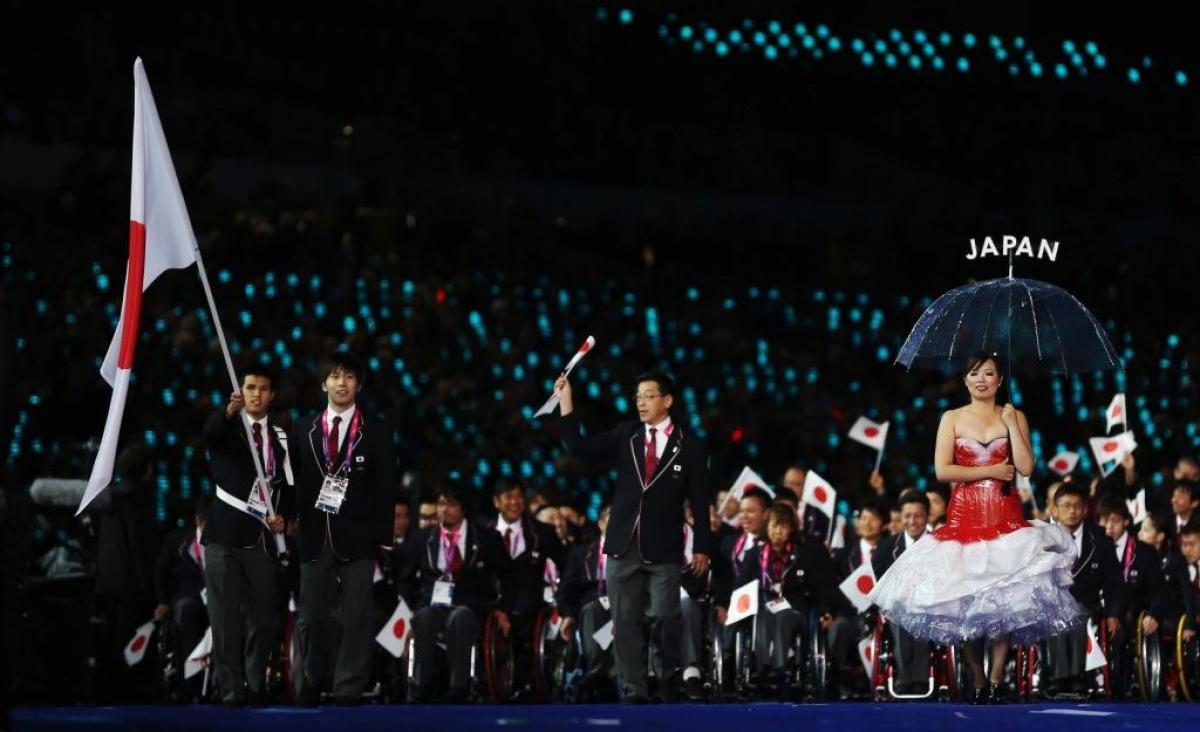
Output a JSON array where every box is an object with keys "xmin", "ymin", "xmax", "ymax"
[{"xmin": 870, "ymin": 353, "xmax": 1080, "ymax": 704}]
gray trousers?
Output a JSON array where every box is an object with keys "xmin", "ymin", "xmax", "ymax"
[
  {"xmin": 754, "ymin": 606, "xmax": 806, "ymax": 671},
  {"xmin": 1046, "ymin": 624, "xmax": 1088, "ymax": 680},
  {"xmin": 298, "ymin": 544, "xmax": 375, "ymax": 699},
  {"xmin": 828, "ymin": 613, "xmax": 861, "ymax": 674},
  {"xmin": 204, "ymin": 542, "xmax": 279, "ymax": 701},
  {"xmin": 411, "ymin": 605, "xmax": 478, "ymax": 691},
  {"xmin": 606, "ymin": 542, "xmax": 682, "ymax": 697},
  {"xmin": 890, "ymin": 623, "xmax": 931, "ymax": 685},
  {"xmin": 579, "ymin": 599, "xmax": 615, "ymax": 679}
]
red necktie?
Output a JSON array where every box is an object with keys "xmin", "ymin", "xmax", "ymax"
[
  {"xmin": 1193, "ymin": 563, "xmax": 1200, "ymax": 590},
  {"xmin": 644, "ymin": 427, "xmax": 658, "ymax": 483},
  {"xmin": 504, "ymin": 527, "xmax": 515, "ymax": 557},
  {"xmin": 326, "ymin": 415, "xmax": 342, "ymax": 467},
  {"xmin": 446, "ymin": 532, "xmax": 463, "ymax": 574},
  {"xmin": 251, "ymin": 422, "xmax": 266, "ymax": 474}
]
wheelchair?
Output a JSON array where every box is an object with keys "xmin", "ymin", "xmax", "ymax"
[
  {"xmin": 726, "ymin": 606, "xmax": 832, "ymax": 701},
  {"xmin": 868, "ymin": 611, "xmax": 958, "ymax": 701},
  {"xmin": 1022, "ymin": 615, "xmax": 1113, "ymax": 701},
  {"xmin": 405, "ymin": 608, "xmax": 514, "ymax": 702},
  {"xmin": 155, "ymin": 614, "xmax": 218, "ymax": 704},
  {"xmin": 1172, "ymin": 615, "xmax": 1200, "ymax": 702}
]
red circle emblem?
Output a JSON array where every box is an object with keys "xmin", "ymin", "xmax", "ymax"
[{"xmin": 856, "ymin": 576, "xmax": 875, "ymax": 594}]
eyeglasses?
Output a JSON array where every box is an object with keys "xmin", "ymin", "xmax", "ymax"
[{"xmin": 634, "ymin": 393, "xmax": 662, "ymax": 402}]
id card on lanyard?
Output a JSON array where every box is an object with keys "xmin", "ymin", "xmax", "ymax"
[{"xmin": 315, "ymin": 411, "xmax": 360, "ymax": 514}]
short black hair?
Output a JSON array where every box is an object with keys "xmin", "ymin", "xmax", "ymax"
[
  {"xmin": 773, "ymin": 486, "xmax": 798, "ymax": 504},
  {"xmin": 319, "ymin": 351, "xmax": 364, "ymax": 384},
  {"xmin": 634, "ymin": 370, "xmax": 676, "ymax": 398},
  {"xmin": 925, "ymin": 484, "xmax": 950, "ymax": 503},
  {"xmin": 766, "ymin": 503, "xmax": 798, "ymax": 530},
  {"xmin": 395, "ymin": 495, "xmax": 411, "ymax": 509},
  {"xmin": 1144, "ymin": 510, "xmax": 1172, "ymax": 536},
  {"xmin": 964, "ymin": 351, "xmax": 1005, "ymax": 380},
  {"xmin": 241, "ymin": 365, "xmax": 277, "ymax": 388},
  {"xmin": 436, "ymin": 482, "xmax": 472, "ymax": 513},
  {"xmin": 1095, "ymin": 495, "xmax": 1131, "ymax": 522},
  {"xmin": 897, "ymin": 489, "xmax": 931, "ymax": 514},
  {"xmin": 493, "ymin": 477, "xmax": 525, "ymax": 498},
  {"xmin": 1180, "ymin": 519, "xmax": 1200, "ymax": 539},
  {"xmin": 857, "ymin": 500, "xmax": 887, "ymax": 522},
  {"xmin": 1054, "ymin": 480, "xmax": 1089, "ymax": 504},
  {"xmin": 1173, "ymin": 481, "xmax": 1200, "ymax": 503},
  {"xmin": 741, "ymin": 487, "xmax": 773, "ymax": 510}
]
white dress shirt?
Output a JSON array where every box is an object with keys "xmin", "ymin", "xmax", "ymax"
[
  {"xmin": 437, "ymin": 523, "xmax": 468, "ymax": 572},
  {"xmin": 325, "ymin": 403, "xmax": 358, "ymax": 450},
  {"xmin": 496, "ymin": 515, "xmax": 526, "ymax": 559},
  {"xmin": 645, "ymin": 417, "xmax": 673, "ymax": 460}
]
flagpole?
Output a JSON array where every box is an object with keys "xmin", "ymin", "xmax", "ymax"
[
  {"xmin": 872, "ymin": 445, "xmax": 885, "ymax": 475},
  {"xmin": 193, "ymin": 246, "xmax": 288, "ymax": 558}
]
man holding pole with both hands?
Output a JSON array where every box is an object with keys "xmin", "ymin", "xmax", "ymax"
[{"xmin": 553, "ymin": 370, "xmax": 714, "ymax": 703}]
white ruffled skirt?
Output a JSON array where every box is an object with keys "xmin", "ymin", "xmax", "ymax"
[{"xmin": 868, "ymin": 521, "xmax": 1083, "ymax": 645}]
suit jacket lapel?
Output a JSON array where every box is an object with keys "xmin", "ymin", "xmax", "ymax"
[
  {"xmin": 307, "ymin": 414, "xmax": 324, "ymax": 470},
  {"xmin": 650, "ymin": 428, "xmax": 683, "ymax": 482},
  {"xmin": 629, "ymin": 427, "xmax": 647, "ymax": 488}
]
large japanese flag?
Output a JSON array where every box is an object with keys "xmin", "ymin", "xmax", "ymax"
[
  {"xmin": 78, "ymin": 58, "xmax": 198, "ymax": 515},
  {"xmin": 801, "ymin": 470, "xmax": 837, "ymax": 518},
  {"xmin": 1089, "ymin": 431, "xmax": 1137, "ymax": 477},
  {"xmin": 725, "ymin": 580, "xmax": 760, "ymax": 625},
  {"xmin": 848, "ymin": 417, "xmax": 888, "ymax": 451},
  {"xmin": 375, "ymin": 597, "xmax": 413, "ymax": 658},
  {"xmin": 1105, "ymin": 394, "xmax": 1127, "ymax": 433},
  {"xmin": 123, "ymin": 619, "xmax": 156, "ymax": 666},
  {"xmin": 1085, "ymin": 619, "xmax": 1108, "ymax": 671},
  {"xmin": 1048, "ymin": 451, "xmax": 1079, "ymax": 477},
  {"xmin": 839, "ymin": 561, "xmax": 877, "ymax": 613}
]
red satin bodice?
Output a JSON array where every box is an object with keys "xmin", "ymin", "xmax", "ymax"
[{"xmin": 933, "ymin": 437, "xmax": 1029, "ymax": 543}]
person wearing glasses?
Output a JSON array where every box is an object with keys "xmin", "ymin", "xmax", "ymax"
[{"xmin": 553, "ymin": 370, "xmax": 713, "ymax": 703}]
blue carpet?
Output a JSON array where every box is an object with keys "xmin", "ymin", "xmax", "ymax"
[{"xmin": 10, "ymin": 703, "xmax": 1200, "ymax": 732}]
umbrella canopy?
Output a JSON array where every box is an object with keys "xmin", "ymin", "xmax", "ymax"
[{"xmin": 895, "ymin": 276, "xmax": 1122, "ymax": 375}]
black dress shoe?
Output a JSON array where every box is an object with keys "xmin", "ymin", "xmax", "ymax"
[
  {"xmin": 987, "ymin": 681, "xmax": 1006, "ymax": 704},
  {"xmin": 249, "ymin": 691, "xmax": 271, "ymax": 707},
  {"xmin": 658, "ymin": 674, "xmax": 684, "ymax": 703},
  {"xmin": 621, "ymin": 693, "xmax": 650, "ymax": 705},
  {"xmin": 296, "ymin": 687, "xmax": 320, "ymax": 708},
  {"xmin": 683, "ymin": 676, "xmax": 705, "ymax": 701},
  {"xmin": 971, "ymin": 683, "xmax": 990, "ymax": 705}
]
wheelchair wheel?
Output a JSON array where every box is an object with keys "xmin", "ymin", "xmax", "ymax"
[
  {"xmin": 1178, "ymin": 616, "xmax": 1200, "ymax": 703},
  {"xmin": 732, "ymin": 623, "xmax": 753, "ymax": 695},
  {"xmin": 532, "ymin": 607, "xmax": 567, "ymax": 700},
  {"xmin": 1135, "ymin": 612, "xmax": 1163, "ymax": 702},
  {"xmin": 482, "ymin": 612, "xmax": 515, "ymax": 702},
  {"xmin": 937, "ymin": 643, "xmax": 958, "ymax": 702},
  {"xmin": 869, "ymin": 614, "xmax": 888, "ymax": 701},
  {"xmin": 1095, "ymin": 619, "xmax": 1113, "ymax": 700},
  {"xmin": 709, "ymin": 619, "xmax": 725, "ymax": 699},
  {"xmin": 805, "ymin": 615, "xmax": 830, "ymax": 701}
]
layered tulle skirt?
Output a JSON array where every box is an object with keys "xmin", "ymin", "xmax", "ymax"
[{"xmin": 868, "ymin": 520, "xmax": 1082, "ymax": 645}]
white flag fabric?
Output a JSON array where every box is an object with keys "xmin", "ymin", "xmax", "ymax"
[
  {"xmin": 727, "ymin": 466, "xmax": 775, "ymax": 503},
  {"xmin": 184, "ymin": 627, "xmax": 213, "ymax": 679},
  {"xmin": 375, "ymin": 597, "xmax": 413, "ymax": 658},
  {"xmin": 1127, "ymin": 488, "xmax": 1148, "ymax": 526},
  {"xmin": 1085, "ymin": 619, "xmax": 1108, "ymax": 671},
  {"xmin": 839, "ymin": 562, "xmax": 877, "ymax": 613},
  {"xmin": 123, "ymin": 619, "xmax": 156, "ymax": 666},
  {"xmin": 1048, "ymin": 451, "xmax": 1079, "ymax": 477},
  {"xmin": 829, "ymin": 514, "xmax": 848, "ymax": 550},
  {"xmin": 593, "ymin": 619, "xmax": 615, "ymax": 650},
  {"xmin": 725, "ymin": 580, "xmax": 760, "ymax": 625},
  {"xmin": 848, "ymin": 417, "xmax": 888, "ymax": 451},
  {"xmin": 79, "ymin": 58, "xmax": 199, "ymax": 515},
  {"xmin": 858, "ymin": 636, "xmax": 875, "ymax": 681},
  {"xmin": 534, "ymin": 336, "xmax": 596, "ymax": 417},
  {"xmin": 1089, "ymin": 431, "xmax": 1137, "ymax": 477},
  {"xmin": 801, "ymin": 470, "xmax": 837, "ymax": 518},
  {"xmin": 1106, "ymin": 394, "xmax": 1127, "ymax": 433}
]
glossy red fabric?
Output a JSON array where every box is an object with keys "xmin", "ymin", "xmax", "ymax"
[{"xmin": 933, "ymin": 438, "xmax": 1029, "ymax": 544}]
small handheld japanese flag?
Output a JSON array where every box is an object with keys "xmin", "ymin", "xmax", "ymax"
[
  {"xmin": 801, "ymin": 470, "xmax": 837, "ymax": 518},
  {"xmin": 534, "ymin": 336, "xmax": 596, "ymax": 417},
  {"xmin": 1089, "ymin": 431, "xmax": 1137, "ymax": 477},
  {"xmin": 123, "ymin": 619, "xmax": 156, "ymax": 666},
  {"xmin": 725, "ymin": 580, "xmax": 760, "ymax": 625},
  {"xmin": 848, "ymin": 417, "xmax": 888, "ymax": 451},
  {"xmin": 593, "ymin": 619, "xmax": 615, "ymax": 650},
  {"xmin": 1106, "ymin": 394, "xmax": 1127, "ymax": 433},
  {"xmin": 729, "ymin": 466, "xmax": 774, "ymax": 502},
  {"xmin": 1085, "ymin": 619, "xmax": 1108, "ymax": 671},
  {"xmin": 858, "ymin": 636, "xmax": 875, "ymax": 680},
  {"xmin": 1127, "ymin": 488, "xmax": 1147, "ymax": 526},
  {"xmin": 184, "ymin": 627, "xmax": 213, "ymax": 679},
  {"xmin": 839, "ymin": 562, "xmax": 877, "ymax": 613},
  {"xmin": 1048, "ymin": 451, "xmax": 1079, "ymax": 477},
  {"xmin": 375, "ymin": 597, "xmax": 413, "ymax": 658},
  {"xmin": 829, "ymin": 514, "xmax": 848, "ymax": 550}
]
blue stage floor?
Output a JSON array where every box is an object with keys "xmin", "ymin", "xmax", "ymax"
[{"xmin": 10, "ymin": 703, "xmax": 1200, "ymax": 732}]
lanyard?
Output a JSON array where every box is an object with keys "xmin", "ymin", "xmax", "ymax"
[
  {"xmin": 1120, "ymin": 535, "xmax": 1135, "ymax": 582},
  {"xmin": 760, "ymin": 542, "xmax": 791, "ymax": 585},
  {"xmin": 321, "ymin": 410, "xmax": 361, "ymax": 474}
]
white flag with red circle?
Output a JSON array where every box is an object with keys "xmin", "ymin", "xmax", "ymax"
[
  {"xmin": 77, "ymin": 58, "xmax": 200, "ymax": 515},
  {"xmin": 1105, "ymin": 393, "xmax": 1127, "ymax": 433},
  {"xmin": 534, "ymin": 336, "xmax": 596, "ymax": 417},
  {"xmin": 848, "ymin": 417, "xmax": 889, "ymax": 451},
  {"xmin": 593, "ymin": 619, "xmax": 615, "ymax": 650},
  {"xmin": 1048, "ymin": 451, "xmax": 1079, "ymax": 477},
  {"xmin": 1127, "ymin": 488, "xmax": 1147, "ymax": 526},
  {"xmin": 725, "ymin": 580, "xmax": 760, "ymax": 625},
  {"xmin": 123, "ymin": 619, "xmax": 156, "ymax": 666},
  {"xmin": 1085, "ymin": 619, "xmax": 1108, "ymax": 671},
  {"xmin": 375, "ymin": 597, "xmax": 414, "ymax": 658},
  {"xmin": 1089, "ymin": 431, "xmax": 1137, "ymax": 477},
  {"xmin": 858, "ymin": 636, "xmax": 875, "ymax": 680},
  {"xmin": 801, "ymin": 470, "xmax": 837, "ymax": 518},
  {"xmin": 839, "ymin": 561, "xmax": 877, "ymax": 613},
  {"xmin": 184, "ymin": 627, "xmax": 213, "ymax": 679}
]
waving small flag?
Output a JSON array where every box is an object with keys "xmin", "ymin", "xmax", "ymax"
[
  {"xmin": 1105, "ymin": 394, "xmax": 1127, "ymax": 433},
  {"xmin": 1048, "ymin": 451, "xmax": 1079, "ymax": 477},
  {"xmin": 123, "ymin": 619, "xmax": 156, "ymax": 666},
  {"xmin": 1085, "ymin": 619, "xmax": 1108, "ymax": 671},
  {"xmin": 801, "ymin": 470, "xmax": 837, "ymax": 518},
  {"xmin": 839, "ymin": 562, "xmax": 877, "ymax": 613},
  {"xmin": 725, "ymin": 580, "xmax": 760, "ymax": 625},
  {"xmin": 534, "ymin": 336, "xmax": 596, "ymax": 417},
  {"xmin": 1089, "ymin": 431, "xmax": 1137, "ymax": 477},
  {"xmin": 375, "ymin": 597, "xmax": 413, "ymax": 658},
  {"xmin": 848, "ymin": 416, "xmax": 888, "ymax": 451}
]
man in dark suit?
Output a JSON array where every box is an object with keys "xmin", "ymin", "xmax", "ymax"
[
  {"xmin": 484, "ymin": 477, "xmax": 567, "ymax": 699},
  {"xmin": 1046, "ymin": 481, "xmax": 1126, "ymax": 694},
  {"xmin": 402, "ymin": 483, "xmax": 510, "ymax": 702},
  {"xmin": 202, "ymin": 367, "xmax": 293, "ymax": 706},
  {"xmin": 1166, "ymin": 520, "xmax": 1200, "ymax": 645},
  {"xmin": 154, "ymin": 496, "xmax": 213, "ymax": 696},
  {"xmin": 554, "ymin": 370, "xmax": 713, "ymax": 703},
  {"xmin": 871, "ymin": 490, "xmax": 932, "ymax": 692},
  {"xmin": 293, "ymin": 352, "xmax": 398, "ymax": 706},
  {"xmin": 828, "ymin": 500, "xmax": 886, "ymax": 692}
]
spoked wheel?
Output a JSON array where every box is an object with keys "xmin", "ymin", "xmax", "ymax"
[
  {"xmin": 806, "ymin": 617, "xmax": 830, "ymax": 701},
  {"xmin": 1178, "ymin": 616, "xmax": 1200, "ymax": 702},
  {"xmin": 483, "ymin": 612, "xmax": 515, "ymax": 702}
]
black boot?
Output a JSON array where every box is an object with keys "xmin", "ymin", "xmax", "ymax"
[{"xmin": 971, "ymin": 682, "xmax": 991, "ymax": 705}]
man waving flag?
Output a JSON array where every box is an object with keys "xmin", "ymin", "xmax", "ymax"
[{"xmin": 78, "ymin": 58, "xmax": 199, "ymax": 514}]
